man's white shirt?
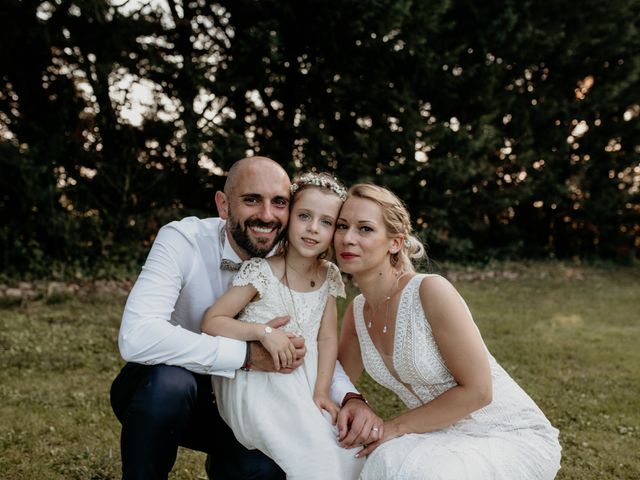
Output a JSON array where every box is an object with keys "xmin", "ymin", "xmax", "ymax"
[{"xmin": 118, "ymin": 216, "xmax": 356, "ymax": 403}]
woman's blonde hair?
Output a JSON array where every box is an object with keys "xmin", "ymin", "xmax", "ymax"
[{"xmin": 347, "ymin": 183, "xmax": 426, "ymax": 272}]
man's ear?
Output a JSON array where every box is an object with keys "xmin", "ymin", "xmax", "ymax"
[{"xmin": 215, "ymin": 191, "xmax": 229, "ymax": 220}]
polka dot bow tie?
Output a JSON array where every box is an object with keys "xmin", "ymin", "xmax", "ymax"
[{"xmin": 219, "ymin": 259, "xmax": 241, "ymax": 271}]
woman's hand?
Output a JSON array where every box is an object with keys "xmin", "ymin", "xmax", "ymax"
[
  {"xmin": 313, "ymin": 393, "xmax": 340, "ymax": 425},
  {"xmin": 355, "ymin": 420, "xmax": 402, "ymax": 458},
  {"xmin": 259, "ymin": 328, "xmax": 296, "ymax": 370}
]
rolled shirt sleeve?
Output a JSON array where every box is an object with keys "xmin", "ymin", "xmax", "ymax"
[{"xmin": 331, "ymin": 361, "xmax": 359, "ymax": 405}]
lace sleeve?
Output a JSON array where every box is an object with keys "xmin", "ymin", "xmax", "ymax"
[
  {"xmin": 232, "ymin": 258, "xmax": 271, "ymax": 298},
  {"xmin": 326, "ymin": 262, "xmax": 346, "ymax": 299}
]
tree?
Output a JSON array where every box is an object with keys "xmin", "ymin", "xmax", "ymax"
[{"xmin": 1, "ymin": 0, "xmax": 638, "ymax": 277}]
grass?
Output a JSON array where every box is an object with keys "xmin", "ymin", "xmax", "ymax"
[{"xmin": 0, "ymin": 262, "xmax": 638, "ymax": 479}]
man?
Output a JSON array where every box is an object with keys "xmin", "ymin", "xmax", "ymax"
[{"xmin": 110, "ymin": 156, "xmax": 378, "ymax": 479}]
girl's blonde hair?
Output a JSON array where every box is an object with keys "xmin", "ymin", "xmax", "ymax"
[{"xmin": 347, "ymin": 183, "xmax": 426, "ymax": 272}]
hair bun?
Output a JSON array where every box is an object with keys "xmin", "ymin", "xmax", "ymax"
[{"xmin": 404, "ymin": 234, "xmax": 425, "ymax": 259}]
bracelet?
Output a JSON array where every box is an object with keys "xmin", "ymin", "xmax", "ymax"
[
  {"xmin": 240, "ymin": 341, "xmax": 252, "ymax": 371},
  {"xmin": 341, "ymin": 392, "xmax": 368, "ymax": 408}
]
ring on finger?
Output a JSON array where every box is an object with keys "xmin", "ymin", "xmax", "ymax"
[{"xmin": 372, "ymin": 427, "xmax": 380, "ymax": 433}]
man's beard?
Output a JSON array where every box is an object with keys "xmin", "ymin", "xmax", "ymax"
[{"xmin": 227, "ymin": 210, "xmax": 285, "ymax": 258}]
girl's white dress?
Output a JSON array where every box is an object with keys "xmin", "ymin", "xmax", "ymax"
[
  {"xmin": 213, "ymin": 258, "xmax": 364, "ymax": 480},
  {"xmin": 356, "ymin": 274, "xmax": 562, "ymax": 480}
]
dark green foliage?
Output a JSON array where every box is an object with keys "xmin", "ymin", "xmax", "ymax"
[{"xmin": 0, "ymin": 0, "xmax": 638, "ymax": 276}]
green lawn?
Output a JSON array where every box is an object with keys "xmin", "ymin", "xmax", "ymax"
[{"xmin": 1, "ymin": 263, "xmax": 638, "ymax": 479}]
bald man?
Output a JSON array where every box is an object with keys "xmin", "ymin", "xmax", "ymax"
[{"xmin": 110, "ymin": 157, "xmax": 376, "ymax": 480}]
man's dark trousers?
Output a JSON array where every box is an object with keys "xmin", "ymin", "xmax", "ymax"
[{"xmin": 110, "ymin": 363, "xmax": 284, "ymax": 479}]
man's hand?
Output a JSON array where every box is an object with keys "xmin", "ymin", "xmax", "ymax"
[
  {"xmin": 337, "ymin": 397, "xmax": 384, "ymax": 453},
  {"xmin": 249, "ymin": 316, "xmax": 306, "ymax": 372}
]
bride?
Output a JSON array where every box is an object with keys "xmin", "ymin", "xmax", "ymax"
[{"xmin": 335, "ymin": 184, "xmax": 562, "ymax": 479}]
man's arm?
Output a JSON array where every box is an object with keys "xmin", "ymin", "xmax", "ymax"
[
  {"xmin": 118, "ymin": 224, "xmax": 245, "ymax": 376},
  {"xmin": 332, "ymin": 361, "xmax": 384, "ymax": 450},
  {"xmin": 335, "ymin": 301, "xmax": 384, "ymax": 449},
  {"xmin": 330, "ymin": 361, "xmax": 359, "ymax": 405},
  {"xmin": 333, "ymin": 300, "xmax": 363, "ymax": 404}
]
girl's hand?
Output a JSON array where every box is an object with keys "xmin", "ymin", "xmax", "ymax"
[
  {"xmin": 259, "ymin": 328, "xmax": 296, "ymax": 370},
  {"xmin": 355, "ymin": 420, "xmax": 401, "ymax": 458},
  {"xmin": 313, "ymin": 393, "xmax": 340, "ymax": 425}
]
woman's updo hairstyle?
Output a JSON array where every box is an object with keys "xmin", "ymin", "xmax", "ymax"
[{"xmin": 347, "ymin": 184, "xmax": 426, "ymax": 272}]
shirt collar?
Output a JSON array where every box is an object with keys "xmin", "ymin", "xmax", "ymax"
[{"xmin": 220, "ymin": 222, "xmax": 243, "ymax": 265}]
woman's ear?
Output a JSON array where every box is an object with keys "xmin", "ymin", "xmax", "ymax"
[
  {"xmin": 389, "ymin": 235, "xmax": 404, "ymax": 255},
  {"xmin": 214, "ymin": 191, "xmax": 229, "ymax": 219}
]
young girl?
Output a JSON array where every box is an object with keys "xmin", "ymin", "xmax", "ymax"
[{"xmin": 201, "ymin": 172, "xmax": 364, "ymax": 479}]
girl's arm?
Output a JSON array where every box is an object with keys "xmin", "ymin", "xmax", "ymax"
[
  {"xmin": 313, "ymin": 294, "xmax": 340, "ymax": 423},
  {"xmin": 337, "ymin": 301, "xmax": 364, "ymax": 384},
  {"xmin": 358, "ymin": 275, "xmax": 492, "ymax": 457},
  {"xmin": 201, "ymin": 285, "xmax": 296, "ymax": 370}
]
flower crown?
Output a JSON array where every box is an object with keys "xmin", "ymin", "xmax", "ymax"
[{"xmin": 290, "ymin": 172, "xmax": 348, "ymax": 201}]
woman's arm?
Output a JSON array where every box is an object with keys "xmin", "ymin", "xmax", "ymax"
[
  {"xmin": 201, "ymin": 285, "xmax": 296, "ymax": 370},
  {"xmin": 313, "ymin": 295, "xmax": 340, "ymax": 422},
  {"xmin": 358, "ymin": 275, "xmax": 492, "ymax": 456}
]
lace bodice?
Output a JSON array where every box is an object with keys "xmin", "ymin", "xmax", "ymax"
[
  {"xmin": 354, "ymin": 274, "xmax": 557, "ymax": 433},
  {"xmin": 233, "ymin": 258, "xmax": 345, "ymax": 344},
  {"xmin": 354, "ymin": 274, "xmax": 457, "ymax": 409}
]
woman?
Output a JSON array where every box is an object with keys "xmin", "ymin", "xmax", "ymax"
[{"xmin": 335, "ymin": 184, "xmax": 561, "ymax": 479}]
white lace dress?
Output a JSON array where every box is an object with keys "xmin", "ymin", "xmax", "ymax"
[
  {"xmin": 356, "ymin": 275, "xmax": 561, "ymax": 480},
  {"xmin": 213, "ymin": 258, "xmax": 364, "ymax": 480}
]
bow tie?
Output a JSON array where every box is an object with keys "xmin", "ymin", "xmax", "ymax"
[{"xmin": 220, "ymin": 258, "xmax": 242, "ymax": 272}]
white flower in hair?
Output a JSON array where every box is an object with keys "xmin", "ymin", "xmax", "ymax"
[{"xmin": 290, "ymin": 172, "xmax": 348, "ymax": 201}]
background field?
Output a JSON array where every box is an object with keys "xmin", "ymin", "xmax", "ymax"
[{"xmin": 1, "ymin": 262, "xmax": 638, "ymax": 479}]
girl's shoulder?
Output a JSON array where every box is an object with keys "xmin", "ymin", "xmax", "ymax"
[
  {"xmin": 321, "ymin": 260, "xmax": 346, "ymax": 298},
  {"xmin": 265, "ymin": 255, "xmax": 285, "ymax": 277},
  {"xmin": 317, "ymin": 259, "xmax": 341, "ymax": 279},
  {"xmin": 320, "ymin": 258, "xmax": 341, "ymax": 271},
  {"xmin": 238, "ymin": 256, "xmax": 270, "ymax": 275},
  {"xmin": 235, "ymin": 257, "xmax": 276, "ymax": 284}
]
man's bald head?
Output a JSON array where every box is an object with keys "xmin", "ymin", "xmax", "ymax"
[
  {"xmin": 215, "ymin": 156, "xmax": 291, "ymax": 259},
  {"xmin": 224, "ymin": 156, "xmax": 290, "ymax": 197}
]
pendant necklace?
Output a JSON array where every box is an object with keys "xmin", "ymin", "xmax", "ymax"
[
  {"xmin": 279, "ymin": 262, "xmax": 304, "ymax": 335},
  {"xmin": 367, "ymin": 272, "xmax": 407, "ymax": 333},
  {"xmin": 286, "ymin": 260, "xmax": 316, "ymax": 288}
]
